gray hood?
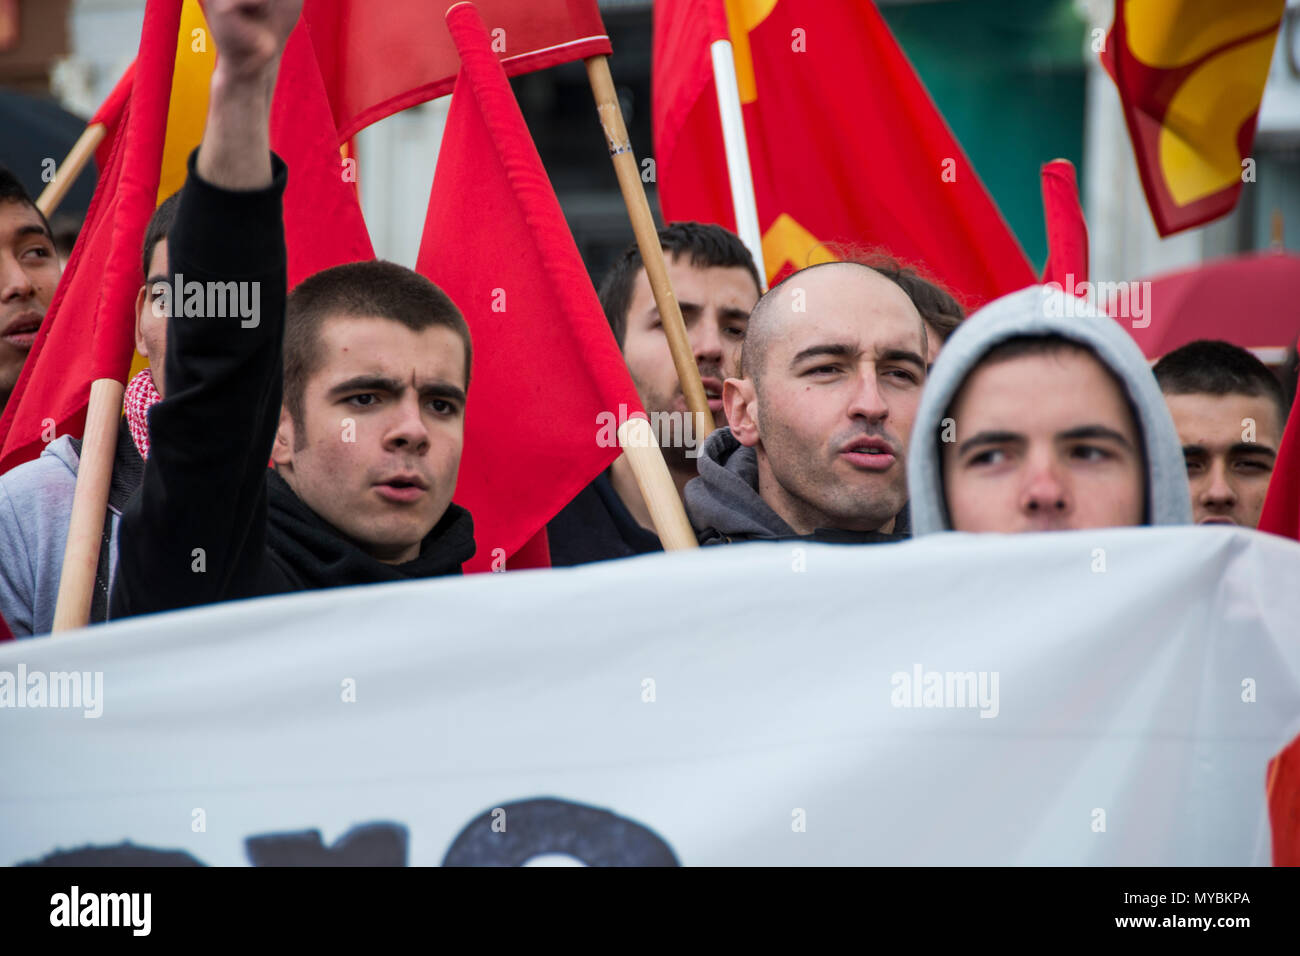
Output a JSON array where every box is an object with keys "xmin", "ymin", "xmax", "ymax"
[
  {"xmin": 684, "ymin": 427, "xmax": 797, "ymax": 539},
  {"xmin": 906, "ymin": 284, "xmax": 1192, "ymax": 535}
]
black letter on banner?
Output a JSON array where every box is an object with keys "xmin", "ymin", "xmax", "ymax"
[
  {"xmin": 245, "ymin": 822, "xmax": 407, "ymax": 866},
  {"xmin": 442, "ymin": 797, "xmax": 679, "ymax": 866}
]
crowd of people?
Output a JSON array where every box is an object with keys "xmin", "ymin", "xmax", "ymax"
[{"xmin": 0, "ymin": 0, "xmax": 1292, "ymax": 638}]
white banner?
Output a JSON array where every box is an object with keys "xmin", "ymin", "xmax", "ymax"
[{"xmin": 2, "ymin": 526, "xmax": 1299, "ymax": 866}]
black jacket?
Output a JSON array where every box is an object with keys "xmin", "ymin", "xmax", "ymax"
[
  {"xmin": 547, "ymin": 470, "xmax": 662, "ymax": 566},
  {"xmin": 110, "ymin": 153, "xmax": 474, "ymax": 621}
]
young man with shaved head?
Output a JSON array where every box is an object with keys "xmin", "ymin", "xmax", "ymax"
[
  {"xmin": 1154, "ymin": 339, "xmax": 1288, "ymax": 529},
  {"xmin": 685, "ymin": 260, "xmax": 927, "ymax": 544}
]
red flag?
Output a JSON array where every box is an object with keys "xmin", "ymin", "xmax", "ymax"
[
  {"xmin": 654, "ymin": 0, "xmax": 1035, "ymax": 306},
  {"xmin": 1040, "ymin": 159, "xmax": 1089, "ymax": 288},
  {"xmin": 303, "ymin": 0, "xmax": 611, "ymax": 142},
  {"xmin": 1269, "ymin": 734, "xmax": 1300, "ymax": 865},
  {"xmin": 89, "ymin": 60, "xmax": 135, "ymax": 171},
  {"xmin": 1100, "ymin": 0, "xmax": 1284, "ymax": 237},
  {"xmin": 1259, "ymin": 346, "xmax": 1300, "ymax": 541},
  {"xmin": 0, "ymin": 4, "xmax": 372, "ymax": 473},
  {"xmin": 417, "ymin": 2, "xmax": 643, "ymax": 573},
  {"xmin": 0, "ymin": 0, "xmax": 179, "ymax": 473},
  {"xmin": 273, "ymin": 18, "xmax": 374, "ymax": 287}
]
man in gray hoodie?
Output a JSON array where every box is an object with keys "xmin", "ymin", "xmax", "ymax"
[
  {"xmin": 906, "ymin": 284, "xmax": 1191, "ymax": 534},
  {"xmin": 0, "ymin": 193, "xmax": 178, "ymax": 636},
  {"xmin": 686, "ymin": 261, "xmax": 927, "ymax": 544}
]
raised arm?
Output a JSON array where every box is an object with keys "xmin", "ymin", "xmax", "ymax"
[{"xmin": 110, "ymin": 0, "xmax": 302, "ymax": 620}]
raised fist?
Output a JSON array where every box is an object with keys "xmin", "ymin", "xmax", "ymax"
[{"xmin": 201, "ymin": 0, "xmax": 303, "ymax": 82}]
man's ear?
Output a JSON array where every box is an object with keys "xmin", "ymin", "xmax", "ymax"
[
  {"xmin": 271, "ymin": 404, "xmax": 296, "ymax": 469},
  {"xmin": 723, "ymin": 376, "xmax": 760, "ymax": 447},
  {"xmin": 133, "ymin": 285, "xmax": 148, "ymax": 357}
]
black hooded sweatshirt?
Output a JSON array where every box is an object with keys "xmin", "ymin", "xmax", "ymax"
[{"xmin": 110, "ymin": 153, "xmax": 474, "ymax": 621}]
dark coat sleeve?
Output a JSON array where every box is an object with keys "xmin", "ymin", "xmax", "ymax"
[{"xmin": 109, "ymin": 151, "xmax": 288, "ymax": 620}]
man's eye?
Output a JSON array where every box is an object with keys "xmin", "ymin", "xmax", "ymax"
[
  {"xmin": 885, "ymin": 368, "xmax": 917, "ymax": 383},
  {"xmin": 804, "ymin": 365, "xmax": 839, "ymax": 376},
  {"xmin": 1184, "ymin": 459, "xmax": 1204, "ymax": 475},
  {"xmin": 22, "ymin": 246, "xmax": 52, "ymax": 259},
  {"xmin": 1235, "ymin": 459, "xmax": 1271, "ymax": 473},
  {"xmin": 724, "ymin": 325, "xmax": 746, "ymax": 339},
  {"xmin": 428, "ymin": 399, "xmax": 455, "ymax": 415},
  {"xmin": 1072, "ymin": 444, "xmax": 1111, "ymax": 462},
  {"xmin": 346, "ymin": 394, "xmax": 378, "ymax": 407},
  {"xmin": 968, "ymin": 448, "xmax": 1005, "ymax": 467}
]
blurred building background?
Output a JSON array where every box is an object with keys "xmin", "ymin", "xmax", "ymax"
[{"xmin": 2, "ymin": 0, "xmax": 1298, "ymax": 287}]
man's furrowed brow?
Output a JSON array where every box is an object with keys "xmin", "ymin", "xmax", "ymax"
[
  {"xmin": 878, "ymin": 347, "xmax": 926, "ymax": 369},
  {"xmin": 327, "ymin": 374, "xmax": 404, "ymax": 397},
  {"xmin": 419, "ymin": 382, "xmax": 467, "ymax": 405},
  {"xmin": 1057, "ymin": 424, "xmax": 1135, "ymax": 449},
  {"xmin": 789, "ymin": 342, "xmax": 855, "ymax": 367},
  {"xmin": 956, "ymin": 430, "xmax": 1023, "ymax": 456}
]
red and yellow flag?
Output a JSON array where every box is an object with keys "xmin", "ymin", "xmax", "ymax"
[
  {"xmin": 1101, "ymin": 0, "xmax": 1285, "ymax": 237},
  {"xmin": 653, "ymin": 0, "xmax": 1036, "ymax": 306},
  {"xmin": 0, "ymin": 0, "xmax": 373, "ymax": 472}
]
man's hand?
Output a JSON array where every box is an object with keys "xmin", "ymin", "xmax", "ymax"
[
  {"xmin": 197, "ymin": 0, "xmax": 302, "ymax": 191},
  {"xmin": 204, "ymin": 0, "xmax": 303, "ymax": 84}
]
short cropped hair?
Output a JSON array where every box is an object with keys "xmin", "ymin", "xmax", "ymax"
[
  {"xmin": 0, "ymin": 164, "xmax": 52, "ymax": 238},
  {"xmin": 141, "ymin": 192, "xmax": 181, "ymax": 279},
  {"xmin": 1153, "ymin": 339, "xmax": 1288, "ymax": 427},
  {"xmin": 284, "ymin": 261, "xmax": 471, "ymax": 427},
  {"xmin": 598, "ymin": 221, "xmax": 762, "ymax": 348}
]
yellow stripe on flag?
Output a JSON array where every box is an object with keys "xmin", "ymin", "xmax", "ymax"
[{"xmin": 130, "ymin": 0, "xmax": 215, "ymax": 384}]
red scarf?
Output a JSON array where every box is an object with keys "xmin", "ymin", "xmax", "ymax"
[{"xmin": 124, "ymin": 369, "xmax": 162, "ymax": 460}]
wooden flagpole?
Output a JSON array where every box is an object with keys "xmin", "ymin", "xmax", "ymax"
[
  {"xmin": 617, "ymin": 418, "xmax": 698, "ymax": 550},
  {"xmin": 52, "ymin": 378, "xmax": 124, "ymax": 632},
  {"xmin": 36, "ymin": 123, "xmax": 106, "ymax": 219},
  {"xmin": 584, "ymin": 55, "xmax": 713, "ymax": 455}
]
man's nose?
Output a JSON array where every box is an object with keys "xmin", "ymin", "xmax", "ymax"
[
  {"xmin": 845, "ymin": 370, "xmax": 888, "ymax": 422},
  {"xmin": 0, "ymin": 253, "xmax": 35, "ymax": 302},
  {"xmin": 690, "ymin": 316, "xmax": 724, "ymax": 364},
  {"xmin": 1019, "ymin": 452, "xmax": 1071, "ymax": 517},
  {"xmin": 1199, "ymin": 460, "xmax": 1237, "ymax": 511},
  {"xmin": 384, "ymin": 393, "xmax": 430, "ymax": 452}
]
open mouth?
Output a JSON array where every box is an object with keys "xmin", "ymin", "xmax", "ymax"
[
  {"xmin": 840, "ymin": 438, "xmax": 896, "ymax": 471},
  {"xmin": 700, "ymin": 378, "xmax": 724, "ymax": 413},
  {"xmin": 374, "ymin": 476, "xmax": 428, "ymax": 503},
  {"xmin": 1, "ymin": 312, "xmax": 42, "ymax": 350}
]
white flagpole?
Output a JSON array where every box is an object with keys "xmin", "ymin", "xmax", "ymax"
[{"xmin": 709, "ymin": 39, "xmax": 767, "ymax": 290}]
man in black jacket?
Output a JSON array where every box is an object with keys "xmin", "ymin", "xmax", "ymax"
[{"xmin": 110, "ymin": 0, "xmax": 474, "ymax": 621}]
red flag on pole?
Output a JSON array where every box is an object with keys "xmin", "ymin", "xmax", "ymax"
[
  {"xmin": 0, "ymin": 3, "xmax": 373, "ymax": 473},
  {"xmin": 89, "ymin": 61, "xmax": 135, "ymax": 171},
  {"xmin": 653, "ymin": 0, "xmax": 1036, "ymax": 306},
  {"xmin": 1100, "ymin": 0, "xmax": 1284, "ymax": 237},
  {"xmin": 0, "ymin": 0, "xmax": 178, "ymax": 474},
  {"xmin": 1040, "ymin": 159, "xmax": 1089, "ymax": 288},
  {"xmin": 416, "ymin": 1, "xmax": 642, "ymax": 573},
  {"xmin": 303, "ymin": 0, "xmax": 612, "ymax": 142}
]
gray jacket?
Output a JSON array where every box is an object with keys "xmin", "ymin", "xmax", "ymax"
[
  {"xmin": 684, "ymin": 427, "xmax": 910, "ymax": 544},
  {"xmin": 0, "ymin": 421, "xmax": 142, "ymax": 637},
  {"xmin": 906, "ymin": 284, "xmax": 1192, "ymax": 534}
]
